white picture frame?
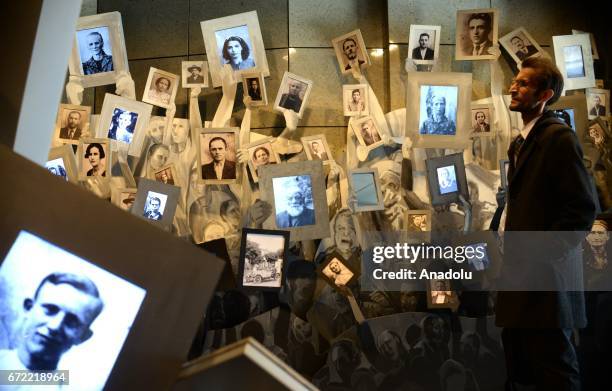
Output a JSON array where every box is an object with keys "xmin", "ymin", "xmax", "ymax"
[
  {"xmin": 273, "ymin": 72, "xmax": 313, "ymax": 119},
  {"xmin": 572, "ymin": 29, "xmax": 599, "ymax": 60},
  {"xmin": 46, "ymin": 144, "xmax": 79, "ymax": 184},
  {"xmin": 96, "ymin": 93, "xmax": 152, "ymax": 157},
  {"xmin": 182, "ymin": 60, "xmax": 209, "ymax": 88},
  {"xmin": 245, "ymin": 137, "xmax": 280, "ymax": 183},
  {"xmin": 200, "ymin": 11, "xmax": 270, "ymax": 88},
  {"xmin": 142, "ymin": 67, "xmax": 180, "ymax": 109},
  {"xmin": 407, "ymin": 25, "xmax": 441, "ymax": 65},
  {"xmin": 499, "ymin": 27, "xmax": 546, "ymax": 66},
  {"xmin": 53, "ymin": 104, "xmax": 92, "ymax": 146},
  {"xmin": 553, "ymin": 34, "xmax": 595, "ymax": 91},
  {"xmin": 586, "ymin": 88, "xmax": 610, "ymax": 119},
  {"xmin": 350, "ymin": 116, "xmax": 385, "ymax": 153},
  {"xmin": 68, "ymin": 12, "xmax": 129, "ymax": 88},
  {"xmin": 343, "ymin": 84, "xmax": 369, "ymax": 117},
  {"xmin": 455, "ymin": 8, "xmax": 499, "ymax": 61},
  {"xmin": 241, "ymin": 72, "xmax": 268, "ymax": 106},
  {"xmin": 331, "ymin": 29, "xmax": 371, "ymax": 75},
  {"xmin": 301, "ymin": 134, "xmax": 333, "ymax": 165}
]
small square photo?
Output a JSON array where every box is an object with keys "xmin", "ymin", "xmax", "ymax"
[
  {"xmin": 143, "ymin": 191, "xmax": 167, "ymax": 221},
  {"xmin": 273, "ymin": 175, "xmax": 315, "ymax": 228}
]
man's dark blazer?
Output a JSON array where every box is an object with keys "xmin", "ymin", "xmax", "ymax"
[
  {"xmin": 590, "ymin": 105, "xmax": 606, "ymax": 117},
  {"xmin": 59, "ymin": 127, "xmax": 82, "ymax": 140},
  {"xmin": 201, "ymin": 160, "xmax": 236, "ymax": 180},
  {"xmin": 279, "ymin": 94, "xmax": 303, "ymax": 113},
  {"xmin": 496, "ymin": 111, "xmax": 597, "ymax": 328},
  {"xmin": 276, "ymin": 207, "xmax": 315, "ymax": 228},
  {"xmin": 411, "ymin": 47, "xmax": 434, "ymax": 60},
  {"xmin": 515, "ymin": 45, "xmax": 538, "ymax": 61},
  {"xmin": 187, "ymin": 75, "xmax": 204, "ymax": 84}
]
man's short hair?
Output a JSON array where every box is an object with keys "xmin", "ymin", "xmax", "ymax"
[
  {"xmin": 68, "ymin": 110, "xmax": 82, "ymax": 119},
  {"xmin": 155, "ymin": 76, "xmax": 171, "ymax": 88},
  {"xmin": 474, "ymin": 111, "xmax": 486, "ymax": 120},
  {"xmin": 521, "ymin": 57, "xmax": 564, "ymax": 105},
  {"xmin": 87, "ymin": 31, "xmax": 103, "ymax": 42},
  {"xmin": 342, "ymin": 37, "xmax": 357, "ymax": 51},
  {"xmin": 209, "ymin": 136, "xmax": 227, "ymax": 150},
  {"xmin": 467, "ymin": 13, "xmax": 492, "ymax": 32},
  {"xmin": 149, "ymin": 196, "xmax": 161, "ymax": 205},
  {"xmin": 85, "ymin": 142, "xmax": 105, "ymax": 159},
  {"xmin": 510, "ymin": 36, "xmax": 523, "ymax": 43},
  {"xmin": 352, "ymin": 89, "xmax": 360, "ymax": 95},
  {"xmin": 419, "ymin": 32, "xmax": 430, "ymax": 40},
  {"xmin": 187, "ymin": 65, "xmax": 202, "ymax": 72},
  {"xmin": 33, "ymin": 272, "xmax": 104, "ymax": 317},
  {"xmin": 222, "ymin": 36, "xmax": 250, "ymax": 61}
]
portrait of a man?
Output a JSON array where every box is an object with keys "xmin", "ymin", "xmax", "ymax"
[
  {"xmin": 155, "ymin": 168, "xmax": 174, "ymax": 185},
  {"xmin": 143, "ymin": 193, "xmax": 165, "ymax": 221},
  {"xmin": 431, "ymin": 280, "xmax": 453, "ymax": 304},
  {"xmin": 461, "ymin": 12, "xmax": 494, "ymax": 56},
  {"xmin": 360, "ymin": 119, "xmax": 382, "ymax": 146},
  {"xmin": 83, "ymin": 142, "xmax": 106, "ymax": 177},
  {"xmin": 215, "ymin": 26, "xmax": 256, "ymax": 71},
  {"xmin": 437, "ymin": 165, "xmax": 458, "ymax": 195},
  {"xmin": 186, "ymin": 65, "xmax": 204, "ymax": 84},
  {"xmin": 59, "ymin": 110, "xmax": 84, "ymax": 140},
  {"xmin": 346, "ymin": 88, "xmax": 365, "ymax": 113},
  {"xmin": 322, "ymin": 258, "xmax": 354, "ymax": 287},
  {"xmin": 406, "ymin": 213, "xmax": 428, "ymax": 232},
  {"xmin": 279, "ymin": 78, "xmax": 305, "ymax": 113},
  {"xmin": 309, "ymin": 141, "xmax": 329, "ymax": 161},
  {"xmin": 412, "ymin": 32, "xmax": 435, "ymax": 60},
  {"xmin": 201, "ymin": 135, "xmax": 237, "ymax": 180},
  {"xmin": 273, "ymin": 176, "xmax": 315, "ymax": 228},
  {"xmin": 589, "ymin": 94, "xmax": 606, "ymax": 117},
  {"xmin": 78, "ymin": 27, "xmax": 113, "ymax": 75},
  {"xmin": 419, "ymin": 86, "xmax": 457, "ymax": 135},
  {"xmin": 511, "ymin": 35, "xmax": 538, "ymax": 61},
  {"xmin": 247, "ymin": 77, "xmax": 263, "ymax": 101},
  {"xmin": 341, "ymin": 37, "xmax": 365, "ymax": 71},
  {"xmin": 471, "ymin": 110, "xmax": 490, "ymax": 133}
]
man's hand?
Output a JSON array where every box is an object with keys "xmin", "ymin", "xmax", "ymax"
[{"xmin": 190, "ymin": 86, "xmax": 202, "ymax": 98}]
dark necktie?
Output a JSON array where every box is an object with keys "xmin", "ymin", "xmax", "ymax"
[{"xmin": 513, "ymin": 135, "xmax": 525, "ymax": 165}]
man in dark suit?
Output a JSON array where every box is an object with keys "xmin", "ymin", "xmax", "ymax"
[
  {"xmin": 279, "ymin": 80, "xmax": 304, "ymax": 113},
  {"xmin": 589, "ymin": 94, "xmax": 606, "ymax": 117},
  {"xmin": 342, "ymin": 37, "xmax": 365, "ymax": 71},
  {"xmin": 201, "ymin": 136, "xmax": 236, "ymax": 180},
  {"xmin": 144, "ymin": 196, "xmax": 163, "ymax": 220},
  {"xmin": 411, "ymin": 33, "xmax": 434, "ymax": 60},
  {"xmin": 276, "ymin": 185, "xmax": 315, "ymax": 228},
  {"xmin": 59, "ymin": 111, "xmax": 83, "ymax": 140},
  {"xmin": 497, "ymin": 57, "xmax": 597, "ymax": 390},
  {"xmin": 511, "ymin": 36, "xmax": 538, "ymax": 61},
  {"xmin": 186, "ymin": 65, "xmax": 204, "ymax": 84},
  {"xmin": 463, "ymin": 13, "xmax": 493, "ymax": 56}
]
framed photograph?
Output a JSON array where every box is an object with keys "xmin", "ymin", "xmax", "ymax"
[
  {"xmin": 53, "ymin": 104, "xmax": 91, "ymax": 145},
  {"xmin": 404, "ymin": 209, "xmax": 432, "ymax": 232},
  {"xmin": 77, "ymin": 138, "xmax": 112, "ymax": 180},
  {"xmin": 426, "ymin": 278, "xmax": 459, "ymax": 309},
  {"xmin": 586, "ymin": 118, "xmax": 610, "ymax": 149},
  {"xmin": 596, "ymin": 79, "xmax": 605, "ymax": 89},
  {"xmin": 407, "ymin": 25, "xmax": 441, "ymax": 65},
  {"xmin": 331, "ymin": 29, "xmax": 371, "ymax": 75},
  {"xmin": 549, "ymin": 94, "xmax": 588, "ymax": 143},
  {"xmin": 273, "ymin": 72, "xmax": 313, "ymax": 119},
  {"xmin": 350, "ymin": 116, "xmax": 385, "ymax": 152},
  {"xmin": 237, "ymin": 228, "xmax": 289, "ymax": 291},
  {"xmin": 553, "ymin": 34, "xmax": 595, "ymax": 91},
  {"xmin": 343, "ymin": 84, "xmax": 369, "ymax": 117},
  {"xmin": 318, "ymin": 252, "xmax": 358, "ymax": 293},
  {"xmin": 258, "ymin": 160, "xmax": 331, "ymax": 242},
  {"xmin": 425, "ymin": 153, "xmax": 469, "ymax": 206},
  {"xmin": 200, "ymin": 11, "xmax": 270, "ymax": 88},
  {"xmin": 96, "ymin": 93, "xmax": 152, "ymax": 157},
  {"xmin": 499, "ymin": 159, "xmax": 510, "ymax": 190},
  {"xmin": 572, "ymin": 29, "xmax": 599, "ymax": 60},
  {"xmin": 131, "ymin": 178, "xmax": 180, "ymax": 231},
  {"xmin": 68, "ymin": 12, "xmax": 129, "ymax": 88},
  {"xmin": 182, "ymin": 60, "xmax": 209, "ymax": 88},
  {"xmin": 154, "ymin": 164, "xmax": 178, "ymax": 185},
  {"xmin": 301, "ymin": 134, "xmax": 333, "ymax": 164},
  {"xmin": 111, "ymin": 187, "xmax": 137, "ymax": 211},
  {"xmin": 499, "ymin": 27, "xmax": 545, "ymax": 65},
  {"xmin": 406, "ymin": 72, "xmax": 472, "ymax": 149},
  {"xmin": 586, "ymin": 88, "xmax": 610, "ymax": 119},
  {"xmin": 46, "ymin": 144, "xmax": 78, "ymax": 183},
  {"xmin": 470, "ymin": 103, "xmax": 494, "ymax": 136},
  {"xmin": 455, "ymin": 9, "xmax": 499, "ymax": 60},
  {"xmin": 197, "ymin": 128, "xmax": 240, "ymax": 184},
  {"xmin": 245, "ymin": 137, "xmax": 279, "ymax": 183},
  {"xmin": 348, "ymin": 167, "xmax": 384, "ymax": 212},
  {"xmin": 241, "ymin": 72, "xmax": 268, "ymax": 106},
  {"xmin": 142, "ymin": 67, "xmax": 180, "ymax": 109}
]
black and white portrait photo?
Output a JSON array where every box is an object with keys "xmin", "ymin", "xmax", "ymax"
[
  {"xmin": 143, "ymin": 191, "xmax": 167, "ymax": 221},
  {"xmin": 587, "ymin": 90, "xmax": 608, "ymax": 118},
  {"xmin": 250, "ymin": 144, "xmax": 276, "ymax": 168},
  {"xmin": 471, "ymin": 108, "xmax": 491, "ymax": 133},
  {"xmin": 107, "ymin": 108, "xmax": 138, "ymax": 144},
  {"xmin": 278, "ymin": 77, "xmax": 307, "ymax": 113},
  {"xmin": 332, "ymin": 30, "xmax": 369, "ymax": 75},
  {"xmin": 308, "ymin": 140, "xmax": 329, "ymax": 161},
  {"xmin": 510, "ymin": 32, "xmax": 537, "ymax": 61},
  {"xmin": 408, "ymin": 26, "xmax": 440, "ymax": 63},
  {"xmin": 273, "ymin": 175, "xmax": 315, "ymax": 228},
  {"xmin": 437, "ymin": 165, "xmax": 458, "ymax": 195},
  {"xmin": 563, "ymin": 45, "xmax": 586, "ymax": 79},
  {"xmin": 182, "ymin": 61, "xmax": 209, "ymax": 88},
  {"xmin": 456, "ymin": 9, "xmax": 498, "ymax": 60},
  {"xmin": 77, "ymin": 26, "xmax": 114, "ymax": 75},
  {"xmin": 45, "ymin": 158, "xmax": 68, "ymax": 181},
  {"xmin": 81, "ymin": 141, "xmax": 108, "ymax": 178},
  {"xmin": 322, "ymin": 258, "xmax": 354, "ymax": 287},
  {"xmin": 356, "ymin": 117, "xmax": 383, "ymax": 146},
  {"xmin": 57, "ymin": 106, "xmax": 89, "ymax": 143},
  {"xmin": 240, "ymin": 232, "xmax": 286, "ymax": 289},
  {"xmin": 466, "ymin": 243, "xmax": 490, "ymax": 271},
  {"xmin": 147, "ymin": 73, "xmax": 173, "ymax": 106},
  {"xmin": 343, "ymin": 84, "xmax": 368, "ymax": 116},
  {"xmin": 154, "ymin": 166, "xmax": 175, "ymax": 185},
  {"xmin": 405, "ymin": 212, "xmax": 429, "ymax": 232},
  {"xmin": 419, "ymin": 86, "xmax": 458, "ymax": 135},
  {"xmin": 199, "ymin": 131, "xmax": 237, "ymax": 182},
  {"xmin": 0, "ymin": 231, "xmax": 146, "ymax": 390},
  {"xmin": 215, "ymin": 25, "xmax": 256, "ymax": 71},
  {"xmin": 430, "ymin": 279, "xmax": 453, "ymax": 304}
]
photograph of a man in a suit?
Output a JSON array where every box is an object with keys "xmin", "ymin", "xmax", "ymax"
[
  {"xmin": 279, "ymin": 80, "xmax": 304, "ymax": 113},
  {"xmin": 310, "ymin": 141, "xmax": 329, "ymax": 161},
  {"xmin": 59, "ymin": 111, "xmax": 83, "ymax": 140},
  {"xmin": 511, "ymin": 35, "xmax": 538, "ymax": 61},
  {"xmin": 462, "ymin": 13, "xmax": 493, "ymax": 56},
  {"xmin": 342, "ymin": 37, "xmax": 365, "ymax": 71},
  {"xmin": 201, "ymin": 136, "xmax": 236, "ymax": 180},
  {"xmin": 186, "ymin": 65, "xmax": 205, "ymax": 84},
  {"xmin": 412, "ymin": 32, "xmax": 435, "ymax": 60},
  {"xmin": 276, "ymin": 184, "xmax": 315, "ymax": 228},
  {"xmin": 497, "ymin": 56, "xmax": 597, "ymax": 390},
  {"xmin": 589, "ymin": 94, "xmax": 606, "ymax": 117}
]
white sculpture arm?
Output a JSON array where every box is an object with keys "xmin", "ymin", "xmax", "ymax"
[{"xmin": 211, "ymin": 65, "xmax": 237, "ymax": 128}]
